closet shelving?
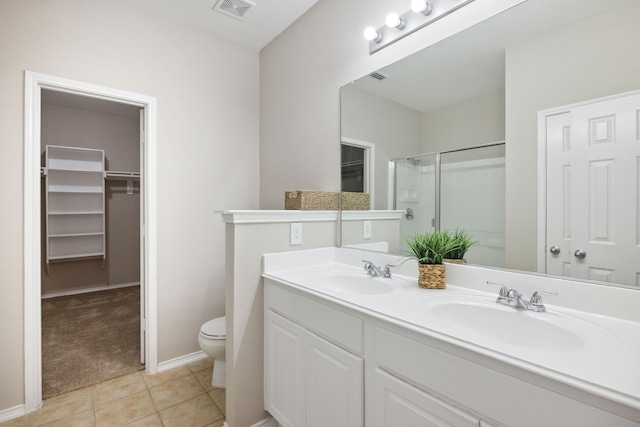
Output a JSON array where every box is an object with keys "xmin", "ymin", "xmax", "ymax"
[
  {"xmin": 42, "ymin": 145, "xmax": 141, "ymax": 273},
  {"xmin": 44, "ymin": 145, "xmax": 106, "ymax": 271}
]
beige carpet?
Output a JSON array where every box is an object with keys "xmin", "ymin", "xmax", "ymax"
[{"xmin": 42, "ymin": 286, "xmax": 144, "ymax": 399}]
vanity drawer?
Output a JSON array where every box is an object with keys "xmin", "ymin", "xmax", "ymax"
[{"xmin": 265, "ymin": 279, "xmax": 364, "ymax": 355}]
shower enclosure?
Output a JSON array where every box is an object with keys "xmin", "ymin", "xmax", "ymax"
[{"xmin": 392, "ymin": 143, "xmax": 505, "ymax": 267}]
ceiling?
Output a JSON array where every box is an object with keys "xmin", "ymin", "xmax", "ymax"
[{"xmin": 114, "ymin": 0, "xmax": 319, "ymax": 51}]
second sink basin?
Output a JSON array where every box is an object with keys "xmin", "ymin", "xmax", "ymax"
[{"xmin": 414, "ymin": 294, "xmax": 615, "ymax": 352}]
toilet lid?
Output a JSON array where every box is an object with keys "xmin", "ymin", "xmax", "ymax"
[{"xmin": 201, "ymin": 317, "xmax": 226, "ymax": 339}]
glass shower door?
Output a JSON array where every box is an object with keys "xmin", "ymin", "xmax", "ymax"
[
  {"xmin": 394, "ymin": 154, "xmax": 437, "ymax": 253},
  {"xmin": 440, "ymin": 144, "xmax": 505, "ymax": 267}
]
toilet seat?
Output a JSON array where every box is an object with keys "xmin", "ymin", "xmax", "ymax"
[{"xmin": 200, "ymin": 317, "xmax": 226, "ymax": 340}]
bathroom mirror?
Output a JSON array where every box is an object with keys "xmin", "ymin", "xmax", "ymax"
[{"xmin": 340, "ymin": 0, "xmax": 640, "ymax": 287}]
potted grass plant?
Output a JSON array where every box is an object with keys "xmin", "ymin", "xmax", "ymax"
[
  {"xmin": 404, "ymin": 231, "xmax": 457, "ymax": 289},
  {"xmin": 443, "ymin": 229, "xmax": 477, "ymax": 264}
]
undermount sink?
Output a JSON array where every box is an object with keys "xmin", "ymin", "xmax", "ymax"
[
  {"xmin": 316, "ymin": 273, "xmax": 396, "ymax": 295},
  {"xmin": 415, "ymin": 294, "xmax": 596, "ymax": 351}
]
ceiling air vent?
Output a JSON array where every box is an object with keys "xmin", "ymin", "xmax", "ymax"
[
  {"xmin": 213, "ymin": 0, "xmax": 256, "ymax": 20},
  {"xmin": 369, "ymin": 71, "xmax": 389, "ymax": 81}
]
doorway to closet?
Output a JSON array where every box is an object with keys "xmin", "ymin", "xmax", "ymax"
[
  {"xmin": 40, "ymin": 90, "xmax": 143, "ymax": 399},
  {"xmin": 24, "ymin": 72, "xmax": 158, "ymax": 411}
]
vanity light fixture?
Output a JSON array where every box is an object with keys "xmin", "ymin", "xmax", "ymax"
[{"xmin": 365, "ymin": 0, "xmax": 475, "ymax": 54}]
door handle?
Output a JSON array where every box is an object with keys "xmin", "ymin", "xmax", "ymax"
[
  {"xmin": 574, "ymin": 249, "xmax": 586, "ymax": 259},
  {"xmin": 404, "ymin": 208, "xmax": 414, "ymax": 220},
  {"xmin": 549, "ymin": 246, "xmax": 560, "ymax": 255}
]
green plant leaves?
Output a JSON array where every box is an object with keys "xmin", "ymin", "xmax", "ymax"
[{"xmin": 404, "ymin": 229, "xmax": 477, "ymax": 264}]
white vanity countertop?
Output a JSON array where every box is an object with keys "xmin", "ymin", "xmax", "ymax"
[{"xmin": 262, "ymin": 247, "xmax": 640, "ymax": 411}]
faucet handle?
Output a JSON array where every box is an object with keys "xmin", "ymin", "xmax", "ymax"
[
  {"xmin": 530, "ymin": 290, "xmax": 557, "ymax": 305},
  {"xmin": 487, "ymin": 281, "xmax": 509, "ymax": 297},
  {"xmin": 362, "ymin": 260, "xmax": 373, "ymax": 269},
  {"xmin": 383, "ymin": 264, "xmax": 396, "ymax": 278}
]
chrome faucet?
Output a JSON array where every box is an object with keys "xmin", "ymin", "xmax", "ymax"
[
  {"xmin": 487, "ymin": 281, "xmax": 557, "ymax": 312},
  {"xmin": 363, "ymin": 260, "xmax": 396, "ymax": 278}
]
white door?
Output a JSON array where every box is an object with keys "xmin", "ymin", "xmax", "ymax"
[
  {"xmin": 139, "ymin": 109, "xmax": 146, "ymax": 364},
  {"xmin": 545, "ymin": 92, "xmax": 640, "ymax": 285},
  {"xmin": 264, "ymin": 310, "xmax": 306, "ymax": 427},
  {"xmin": 305, "ymin": 331, "xmax": 364, "ymax": 427}
]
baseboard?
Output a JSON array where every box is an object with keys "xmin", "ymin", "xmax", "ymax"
[
  {"xmin": 41, "ymin": 281, "xmax": 140, "ymax": 299},
  {"xmin": 223, "ymin": 417, "xmax": 277, "ymax": 427},
  {"xmin": 157, "ymin": 350, "xmax": 209, "ymax": 373},
  {"xmin": 0, "ymin": 404, "xmax": 26, "ymax": 423}
]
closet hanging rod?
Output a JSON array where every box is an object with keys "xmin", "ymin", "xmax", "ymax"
[
  {"xmin": 39, "ymin": 167, "xmax": 140, "ymax": 181},
  {"xmin": 104, "ymin": 171, "xmax": 140, "ymax": 181}
]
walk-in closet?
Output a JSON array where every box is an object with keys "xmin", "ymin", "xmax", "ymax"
[{"xmin": 40, "ymin": 89, "xmax": 144, "ymax": 399}]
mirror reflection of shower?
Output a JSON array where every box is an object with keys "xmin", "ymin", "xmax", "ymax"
[{"xmin": 392, "ymin": 143, "xmax": 506, "ymax": 267}]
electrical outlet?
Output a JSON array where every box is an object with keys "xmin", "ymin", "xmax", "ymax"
[
  {"xmin": 363, "ymin": 220, "xmax": 372, "ymax": 239},
  {"xmin": 290, "ymin": 222, "xmax": 303, "ymax": 245}
]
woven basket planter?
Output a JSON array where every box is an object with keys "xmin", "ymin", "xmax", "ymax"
[
  {"xmin": 444, "ymin": 258, "xmax": 467, "ymax": 264},
  {"xmin": 418, "ymin": 263, "xmax": 446, "ymax": 289}
]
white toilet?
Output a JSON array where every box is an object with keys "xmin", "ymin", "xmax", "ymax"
[{"xmin": 198, "ymin": 316, "xmax": 226, "ymax": 388}]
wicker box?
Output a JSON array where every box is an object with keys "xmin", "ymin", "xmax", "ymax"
[
  {"xmin": 341, "ymin": 192, "xmax": 370, "ymax": 210},
  {"xmin": 285, "ymin": 190, "xmax": 340, "ymax": 210}
]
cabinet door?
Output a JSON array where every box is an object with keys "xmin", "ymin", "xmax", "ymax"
[
  {"xmin": 370, "ymin": 368, "xmax": 479, "ymax": 427},
  {"xmin": 265, "ymin": 310, "xmax": 306, "ymax": 427},
  {"xmin": 305, "ymin": 331, "xmax": 364, "ymax": 427}
]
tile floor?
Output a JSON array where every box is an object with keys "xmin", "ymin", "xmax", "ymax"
[{"xmin": 1, "ymin": 358, "xmax": 225, "ymax": 427}]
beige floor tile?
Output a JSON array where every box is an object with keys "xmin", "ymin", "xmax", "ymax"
[
  {"xmin": 149, "ymin": 374, "xmax": 205, "ymax": 410},
  {"xmin": 186, "ymin": 357, "xmax": 213, "ymax": 373},
  {"xmin": 142, "ymin": 366, "xmax": 191, "ymax": 389},
  {"xmin": 40, "ymin": 409, "xmax": 95, "ymax": 427},
  {"xmin": 193, "ymin": 368, "xmax": 214, "ymax": 392},
  {"xmin": 0, "ymin": 413, "xmax": 30, "ymax": 427},
  {"xmin": 93, "ymin": 373, "xmax": 147, "ymax": 408},
  {"xmin": 95, "ymin": 390, "xmax": 155, "ymax": 427},
  {"xmin": 208, "ymin": 388, "xmax": 226, "ymax": 416},
  {"xmin": 30, "ymin": 388, "xmax": 93, "ymax": 426},
  {"xmin": 158, "ymin": 394, "xmax": 223, "ymax": 427},
  {"xmin": 204, "ymin": 419, "xmax": 226, "ymax": 427},
  {"xmin": 120, "ymin": 413, "xmax": 163, "ymax": 427}
]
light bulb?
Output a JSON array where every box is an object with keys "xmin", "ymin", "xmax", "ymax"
[
  {"xmin": 411, "ymin": 0, "xmax": 432, "ymax": 15},
  {"xmin": 385, "ymin": 12, "xmax": 405, "ymax": 29},
  {"xmin": 363, "ymin": 26, "xmax": 382, "ymax": 42}
]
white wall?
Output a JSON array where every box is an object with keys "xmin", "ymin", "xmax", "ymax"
[
  {"xmin": 223, "ymin": 212, "xmax": 338, "ymax": 427},
  {"xmin": 422, "ymin": 91, "xmax": 505, "ymax": 152},
  {"xmin": 504, "ymin": 1, "xmax": 640, "ymax": 271},
  {"xmin": 341, "ymin": 84, "xmax": 423, "ymax": 210},
  {"xmin": 259, "ymin": 0, "xmax": 527, "ymax": 209},
  {"xmin": 0, "ymin": 0, "xmax": 258, "ymax": 412}
]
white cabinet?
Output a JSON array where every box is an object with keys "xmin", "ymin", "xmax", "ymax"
[
  {"xmin": 265, "ymin": 310, "xmax": 305, "ymax": 427},
  {"xmin": 370, "ymin": 367, "xmax": 479, "ymax": 427},
  {"xmin": 305, "ymin": 329, "xmax": 363, "ymax": 427},
  {"xmin": 45, "ymin": 145, "xmax": 106, "ymax": 267},
  {"xmin": 264, "ymin": 282, "xmax": 364, "ymax": 427}
]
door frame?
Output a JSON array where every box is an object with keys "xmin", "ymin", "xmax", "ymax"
[
  {"xmin": 23, "ymin": 71, "xmax": 158, "ymax": 411},
  {"xmin": 536, "ymin": 88, "xmax": 640, "ymax": 275}
]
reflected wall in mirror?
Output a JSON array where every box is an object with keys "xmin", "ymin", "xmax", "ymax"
[{"xmin": 340, "ymin": 0, "xmax": 640, "ymax": 287}]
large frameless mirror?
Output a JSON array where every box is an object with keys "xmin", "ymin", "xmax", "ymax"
[{"xmin": 340, "ymin": 0, "xmax": 640, "ymax": 288}]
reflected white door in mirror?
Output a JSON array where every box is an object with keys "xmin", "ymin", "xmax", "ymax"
[{"xmin": 540, "ymin": 90, "xmax": 640, "ymax": 287}]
